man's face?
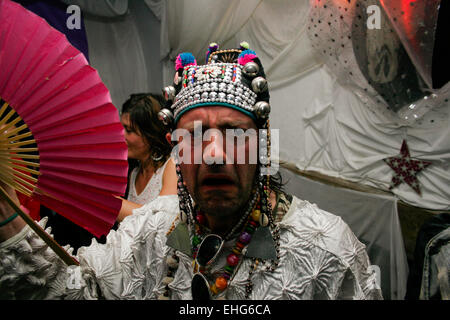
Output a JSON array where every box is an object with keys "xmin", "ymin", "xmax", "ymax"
[{"xmin": 174, "ymin": 106, "xmax": 258, "ymax": 218}]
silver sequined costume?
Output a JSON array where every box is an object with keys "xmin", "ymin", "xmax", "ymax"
[{"xmin": 0, "ymin": 194, "xmax": 382, "ymax": 300}]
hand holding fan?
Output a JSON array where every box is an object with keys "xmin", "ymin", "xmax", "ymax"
[{"xmin": 0, "ymin": 0, "xmax": 128, "ymax": 265}]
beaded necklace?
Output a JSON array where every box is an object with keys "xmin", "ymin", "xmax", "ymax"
[
  {"xmin": 191, "ymin": 186, "xmax": 259, "ymax": 245},
  {"xmin": 191, "ymin": 190, "xmax": 262, "ymax": 296}
]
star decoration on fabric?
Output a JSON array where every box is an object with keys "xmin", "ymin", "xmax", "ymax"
[{"xmin": 383, "ymin": 140, "xmax": 431, "ymax": 195}]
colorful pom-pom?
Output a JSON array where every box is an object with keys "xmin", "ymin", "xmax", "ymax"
[
  {"xmin": 208, "ymin": 42, "xmax": 219, "ymax": 52},
  {"xmin": 239, "ymin": 41, "xmax": 250, "ymax": 50},
  {"xmin": 175, "ymin": 52, "xmax": 197, "ymax": 71},
  {"xmin": 206, "ymin": 42, "xmax": 219, "ymax": 63},
  {"xmin": 237, "ymin": 49, "xmax": 257, "ymax": 66}
]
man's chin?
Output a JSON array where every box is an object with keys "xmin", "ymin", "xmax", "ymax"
[{"xmin": 196, "ymin": 192, "xmax": 241, "ymax": 216}]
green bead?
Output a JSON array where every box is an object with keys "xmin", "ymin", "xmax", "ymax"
[
  {"xmin": 192, "ymin": 235, "xmax": 201, "ymax": 247},
  {"xmin": 225, "ymin": 265, "xmax": 234, "ymax": 273}
]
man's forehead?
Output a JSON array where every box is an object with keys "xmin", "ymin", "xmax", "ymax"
[{"xmin": 177, "ymin": 106, "xmax": 256, "ymax": 129}]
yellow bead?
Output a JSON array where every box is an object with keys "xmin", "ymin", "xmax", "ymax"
[
  {"xmin": 251, "ymin": 210, "xmax": 261, "ymax": 222},
  {"xmin": 232, "ymin": 247, "xmax": 242, "ymax": 255},
  {"xmin": 210, "ymin": 284, "xmax": 219, "ymax": 295},
  {"xmin": 192, "ymin": 261, "xmax": 199, "ymax": 273}
]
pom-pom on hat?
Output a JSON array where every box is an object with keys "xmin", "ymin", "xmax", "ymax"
[
  {"xmin": 205, "ymin": 42, "xmax": 219, "ymax": 64},
  {"xmin": 238, "ymin": 49, "xmax": 258, "ymax": 66},
  {"xmin": 175, "ymin": 52, "xmax": 197, "ymax": 71},
  {"xmin": 159, "ymin": 42, "xmax": 270, "ymax": 128},
  {"xmin": 239, "ymin": 41, "xmax": 250, "ymax": 50}
]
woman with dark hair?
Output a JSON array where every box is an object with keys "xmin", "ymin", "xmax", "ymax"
[{"xmin": 117, "ymin": 93, "xmax": 177, "ymax": 222}]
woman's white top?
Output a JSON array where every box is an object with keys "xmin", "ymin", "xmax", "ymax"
[{"xmin": 127, "ymin": 158, "xmax": 170, "ymax": 205}]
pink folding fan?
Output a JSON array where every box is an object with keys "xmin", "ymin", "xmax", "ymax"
[{"xmin": 0, "ymin": 0, "xmax": 128, "ymax": 264}]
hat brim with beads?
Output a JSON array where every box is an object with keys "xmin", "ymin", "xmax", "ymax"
[{"xmin": 159, "ymin": 42, "xmax": 271, "ymax": 128}]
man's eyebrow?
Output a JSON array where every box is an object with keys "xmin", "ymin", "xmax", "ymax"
[
  {"xmin": 216, "ymin": 118, "xmax": 251, "ymax": 128},
  {"xmin": 181, "ymin": 121, "xmax": 203, "ymax": 131},
  {"xmin": 180, "ymin": 118, "xmax": 252, "ymax": 130}
]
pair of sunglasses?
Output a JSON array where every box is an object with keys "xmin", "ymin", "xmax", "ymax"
[{"xmin": 191, "ymin": 234, "xmax": 224, "ymax": 300}]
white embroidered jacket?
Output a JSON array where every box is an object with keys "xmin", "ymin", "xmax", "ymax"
[{"xmin": 0, "ymin": 195, "xmax": 382, "ymax": 300}]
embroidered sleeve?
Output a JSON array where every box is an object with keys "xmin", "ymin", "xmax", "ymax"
[
  {"xmin": 0, "ymin": 196, "xmax": 178, "ymax": 299},
  {"xmin": 0, "ymin": 217, "xmax": 100, "ymax": 299}
]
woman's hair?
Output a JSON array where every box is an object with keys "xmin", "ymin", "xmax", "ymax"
[{"xmin": 121, "ymin": 93, "xmax": 172, "ymax": 170}]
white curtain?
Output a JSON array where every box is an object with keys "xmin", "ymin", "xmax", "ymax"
[
  {"xmin": 62, "ymin": 0, "xmax": 128, "ymax": 17},
  {"xmin": 161, "ymin": 0, "xmax": 322, "ymax": 87},
  {"xmin": 160, "ymin": 0, "xmax": 449, "ymax": 210},
  {"xmin": 63, "ymin": 0, "xmax": 163, "ymax": 109},
  {"xmin": 269, "ymin": 66, "xmax": 450, "ymax": 210}
]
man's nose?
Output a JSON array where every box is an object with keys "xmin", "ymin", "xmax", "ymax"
[{"xmin": 202, "ymin": 130, "xmax": 226, "ymax": 165}]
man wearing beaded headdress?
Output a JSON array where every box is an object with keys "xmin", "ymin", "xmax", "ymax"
[{"xmin": 0, "ymin": 42, "xmax": 382, "ymax": 300}]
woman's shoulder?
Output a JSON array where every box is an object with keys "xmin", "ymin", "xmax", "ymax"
[
  {"xmin": 159, "ymin": 158, "xmax": 178, "ymax": 196},
  {"xmin": 161, "ymin": 157, "xmax": 175, "ymax": 172}
]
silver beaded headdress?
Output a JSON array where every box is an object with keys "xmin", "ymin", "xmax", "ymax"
[{"xmin": 158, "ymin": 42, "xmax": 271, "ymax": 128}]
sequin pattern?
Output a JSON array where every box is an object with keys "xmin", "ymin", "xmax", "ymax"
[{"xmin": 0, "ymin": 195, "xmax": 382, "ymax": 300}]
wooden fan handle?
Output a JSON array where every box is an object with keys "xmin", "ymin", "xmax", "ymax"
[{"xmin": 0, "ymin": 185, "xmax": 79, "ymax": 266}]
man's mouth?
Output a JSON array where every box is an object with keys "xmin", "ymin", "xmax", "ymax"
[{"xmin": 200, "ymin": 175, "xmax": 236, "ymax": 189}]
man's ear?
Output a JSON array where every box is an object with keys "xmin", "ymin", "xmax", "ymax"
[{"xmin": 165, "ymin": 132, "xmax": 173, "ymax": 146}]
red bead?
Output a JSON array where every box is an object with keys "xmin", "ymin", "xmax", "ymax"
[
  {"xmin": 196, "ymin": 214, "xmax": 206, "ymax": 225},
  {"xmin": 227, "ymin": 253, "xmax": 239, "ymax": 266}
]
